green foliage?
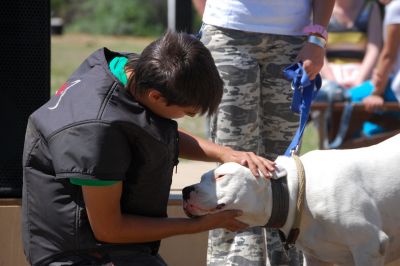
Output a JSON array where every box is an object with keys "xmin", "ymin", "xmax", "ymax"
[
  {"xmin": 52, "ymin": 0, "xmax": 167, "ymax": 36},
  {"xmin": 192, "ymin": 12, "xmax": 203, "ymax": 33}
]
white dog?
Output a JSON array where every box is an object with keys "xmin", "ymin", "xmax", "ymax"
[{"xmin": 182, "ymin": 134, "xmax": 400, "ymax": 266}]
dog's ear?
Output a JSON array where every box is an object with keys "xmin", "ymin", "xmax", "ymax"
[{"xmin": 271, "ymin": 165, "xmax": 287, "ymax": 179}]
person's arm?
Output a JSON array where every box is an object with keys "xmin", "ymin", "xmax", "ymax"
[
  {"xmin": 347, "ymin": 3, "xmax": 382, "ymax": 88},
  {"xmin": 297, "ymin": 0, "xmax": 335, "ymax": 80},
  {"xmin": 373, "ymin": 23, "xmax": 400, "ymax": 93},
  {"xmin": 363, "ymin": 22, "xmax": 400, "ymax": 112},
  {"xmin": 178, "ymin": 128, "xmax": 275, "ymax": 177},
  {"xmin": 82, "ymin": 182, "xmax": 247, "ymax": 243},
  {"xmin": 312, "ymin": 0, "xmax": 336, "ymax": 30}
]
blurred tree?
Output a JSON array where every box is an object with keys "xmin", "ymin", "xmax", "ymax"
[{"xmin": 51, "ymin": 0, "xmax": 167, "ymax": 36}]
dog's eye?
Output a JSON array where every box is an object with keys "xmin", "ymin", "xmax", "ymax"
[
  {"xmin": 216, "ymin": 203, "xmax": 225, "ymax": 210},
  {"xmin": 215, "ymin": 174, "xmax": 224, "ymax": 180}
]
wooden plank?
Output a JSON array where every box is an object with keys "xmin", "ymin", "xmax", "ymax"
[
  {"xmin": 0, "ymin": 200, "xmax": 29, "ymax": 266},
  {"xmin": 0, "ymin": 198, "xmax": 21, "ymax": 206}
]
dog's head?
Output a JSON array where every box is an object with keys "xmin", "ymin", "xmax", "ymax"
[{"xmin": 182, "ymin": 162, "xmax": 272, "ymax": 226}]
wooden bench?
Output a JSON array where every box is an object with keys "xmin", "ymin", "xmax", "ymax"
[{"xmin": 311, "ymin": 102, "xmax": 400, "ymax": 149}]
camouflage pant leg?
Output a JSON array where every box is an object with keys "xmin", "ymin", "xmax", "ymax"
[
  {"xmin": 257, "ymin": 34, "xmax": 306, "ymax": 160},
  {"xmin": 201, "ymin": 25, "xmax": 305, "ymax": 266},
  {"xmin": 207, "ymin": 227, "xmax": 267, "ymax": 266}
]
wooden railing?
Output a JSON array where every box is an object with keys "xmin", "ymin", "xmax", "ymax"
[{"xmin": 310, "ymin": 102, "xmax": 400, "ymax": 149}]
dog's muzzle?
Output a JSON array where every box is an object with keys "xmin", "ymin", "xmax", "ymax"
[
  {"xmin": 182, "ymin": 185, "xmax": 200, "ymax": 218},
  {"xmin": 182, "ymin": 185, "xmax": 195, "ymax": 201}
]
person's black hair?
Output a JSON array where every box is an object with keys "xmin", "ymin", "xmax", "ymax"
[{"xmin": 125, "ymin": 30, "xmax": 223, "ymax": 116}]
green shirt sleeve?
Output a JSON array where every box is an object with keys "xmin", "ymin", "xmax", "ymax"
[{"xmin": 70, "ymin": 178, "xmax": 119, "ymax": 186}]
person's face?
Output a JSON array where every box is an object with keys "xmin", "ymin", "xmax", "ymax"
[
  {"xmin": 140, "ymin": 89, "xmax": 200, "ymax": 119},
  {"xmin": 154, "ymin": 101, "xmax": 200, "ymax": 119}
]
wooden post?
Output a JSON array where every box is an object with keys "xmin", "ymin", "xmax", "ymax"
[{"xmin": 167, "ymin": 0, "xmax": 193, "ymax": 33}]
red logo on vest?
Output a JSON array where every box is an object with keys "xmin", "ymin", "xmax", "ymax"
[
  {"xmin": 48, "ymin": 79, "xmax": 81, "ymax": 110},
  {"xmin": 55, "ymin": 82, "xmax": 68, "ymax": 96}
]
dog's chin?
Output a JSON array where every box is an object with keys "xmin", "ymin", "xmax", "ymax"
[
  {"xmin": 182, "ymin": 201, "xmax": 201, "ymax": 218},
  {"xmin": 183, "ymin": 207, "xmax": 201, "ymax": 218}
]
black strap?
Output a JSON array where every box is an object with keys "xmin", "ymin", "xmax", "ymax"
[
  {"xmin": 321, "ymin": 91, "xmax": 353, "ymax": 149},
  {"xmin": 284, "ymin": 228, "xmax": 301, "ymax": 250},
  {"xmin": 265, "ymin": 176, "xmax": 289, "ymax": 228},
  {"xmin": 327, "ymin": 102, "xmax": 354, "ymax": 149}
]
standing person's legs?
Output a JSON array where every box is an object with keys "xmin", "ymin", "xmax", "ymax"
[
  {"xmin": 259, "ymin": 34, "xmax": 305, "ymax": 265},
  {"xmin": 202, "ymin": 25, "xmax": 267, "ymax": 266}
]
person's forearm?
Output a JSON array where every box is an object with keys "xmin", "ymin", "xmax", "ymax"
[
  {"xmin": 83, "ymin": 184, "xmax": 203, "ymax": 244},
  {"xmin": 373, "ymin": 24, "xmax": 400, "ymax": 93},
  {"xmin": 358, "ymin": 44, "xmax": 381, "ymax": 83},
  {"xmin": 312, "ymin": 0, "xmax": 335, "ymax": 27},
  {"xmin": 96, "ymin": 215, "xmax": 203, "ymax": 244},
  {"xmin": 373, "ymin": 51, "xmax": 394, "ymax": 93},
  {"xmin": 363, "ymin": 3, "xmax": 384, "ymax": 88},
  {"xmin": 298, "ymin": 0, "xmax": 334, "ymax": 80},
  {"xmin": 178, "ymin": 128, "xmax": 230, "ymax": 162},
  {"xmin": 377, "ymin": 48, "xmax": 397, "ymax": 74}
]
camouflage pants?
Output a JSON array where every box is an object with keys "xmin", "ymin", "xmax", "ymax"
[{"xmin": 201, "ymin": 24, "xmax": 305, "ymax": 266}]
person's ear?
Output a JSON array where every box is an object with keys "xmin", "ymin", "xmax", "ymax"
[{"xmin": 148, "ymin": 89, "xmax": 164, "ymax": 103}]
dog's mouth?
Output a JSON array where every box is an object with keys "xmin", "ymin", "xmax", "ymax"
[
  {"xmin": 183, "ymin": 207, "xmax": 199, "ymax": 218},
  {"xmin": 183, "ymin": 201, "xmax": 207, "ymax": 216},
  {"xmin": 183, "ymin": 201, "xmax": 226, "ymax": 218},
  {"xmin": 182, "ymin": 201, "xmax": 201, "ymax": 218}
]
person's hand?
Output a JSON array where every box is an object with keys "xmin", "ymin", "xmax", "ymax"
[
  {"xmin": 195, "ymin": 210, "xmax": 248, "ymax": 232},
  {"xmin": 219, "ymin": 147, "xmax": 275, "ymax": 178},
  {"xmin": 296, "ymin": 41, "xmax": 325, "ymax": 80},
  {"xmin": 362, "ymin": 95, "xmax": 384, "ymax": 112}
]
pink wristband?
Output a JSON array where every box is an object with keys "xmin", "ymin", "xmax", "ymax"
[{"xmin": 303, "ymin": 24, "xmax": 328, "ymax": 40}]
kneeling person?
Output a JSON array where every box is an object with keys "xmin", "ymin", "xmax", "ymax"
[{"xmin": 22, "ymin": 31, "xmax": 275, "ymax": 265}]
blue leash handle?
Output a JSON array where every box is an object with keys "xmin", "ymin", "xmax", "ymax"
[{"xmin": 283, "ymin": 63, "xmax": 321, "ymax": 156}]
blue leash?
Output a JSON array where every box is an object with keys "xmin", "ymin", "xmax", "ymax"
[{"xmin": 283, "ymin": 63, "xmax": 321, "ymax": 156}]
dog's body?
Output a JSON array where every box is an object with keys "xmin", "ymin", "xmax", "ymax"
[{"xmin": 182, "ymin": 134, "xmax": 400, "ymax": 266}]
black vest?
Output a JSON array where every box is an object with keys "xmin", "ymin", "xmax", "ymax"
[{"xmin": 22, "ymin": 48, "xmax": 179, "ymax": 265}]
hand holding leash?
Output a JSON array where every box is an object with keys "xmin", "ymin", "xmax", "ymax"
[{"xmin": 283, "ymin": 62, "xmax": 321, "ymax": 156}]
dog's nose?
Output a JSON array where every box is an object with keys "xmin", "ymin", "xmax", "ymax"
[{"xmin": 182, "ymin": 186, "xmax": 195, "ymax": 200}]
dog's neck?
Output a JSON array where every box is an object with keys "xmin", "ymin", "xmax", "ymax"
[
  {"xmin": 267, "ymin": 156, "xmax": 300, "ymax": 237},
  {"xmin": 265, "ymin": 176, "xmax": 290, "ymax": 228}
]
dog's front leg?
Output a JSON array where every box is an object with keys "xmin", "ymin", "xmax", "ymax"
[{"xmin": 350, "ymin": 230, "xmax": 389, "ymax": 266}]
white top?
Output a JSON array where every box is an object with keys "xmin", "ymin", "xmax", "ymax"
[
  {"xmin": 384, "ymin": 0, "xmax": 400, "ymax": 99},
  {"xmin": 202, "ymin": 0, "xmax": 312, "ymax": 36}
]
